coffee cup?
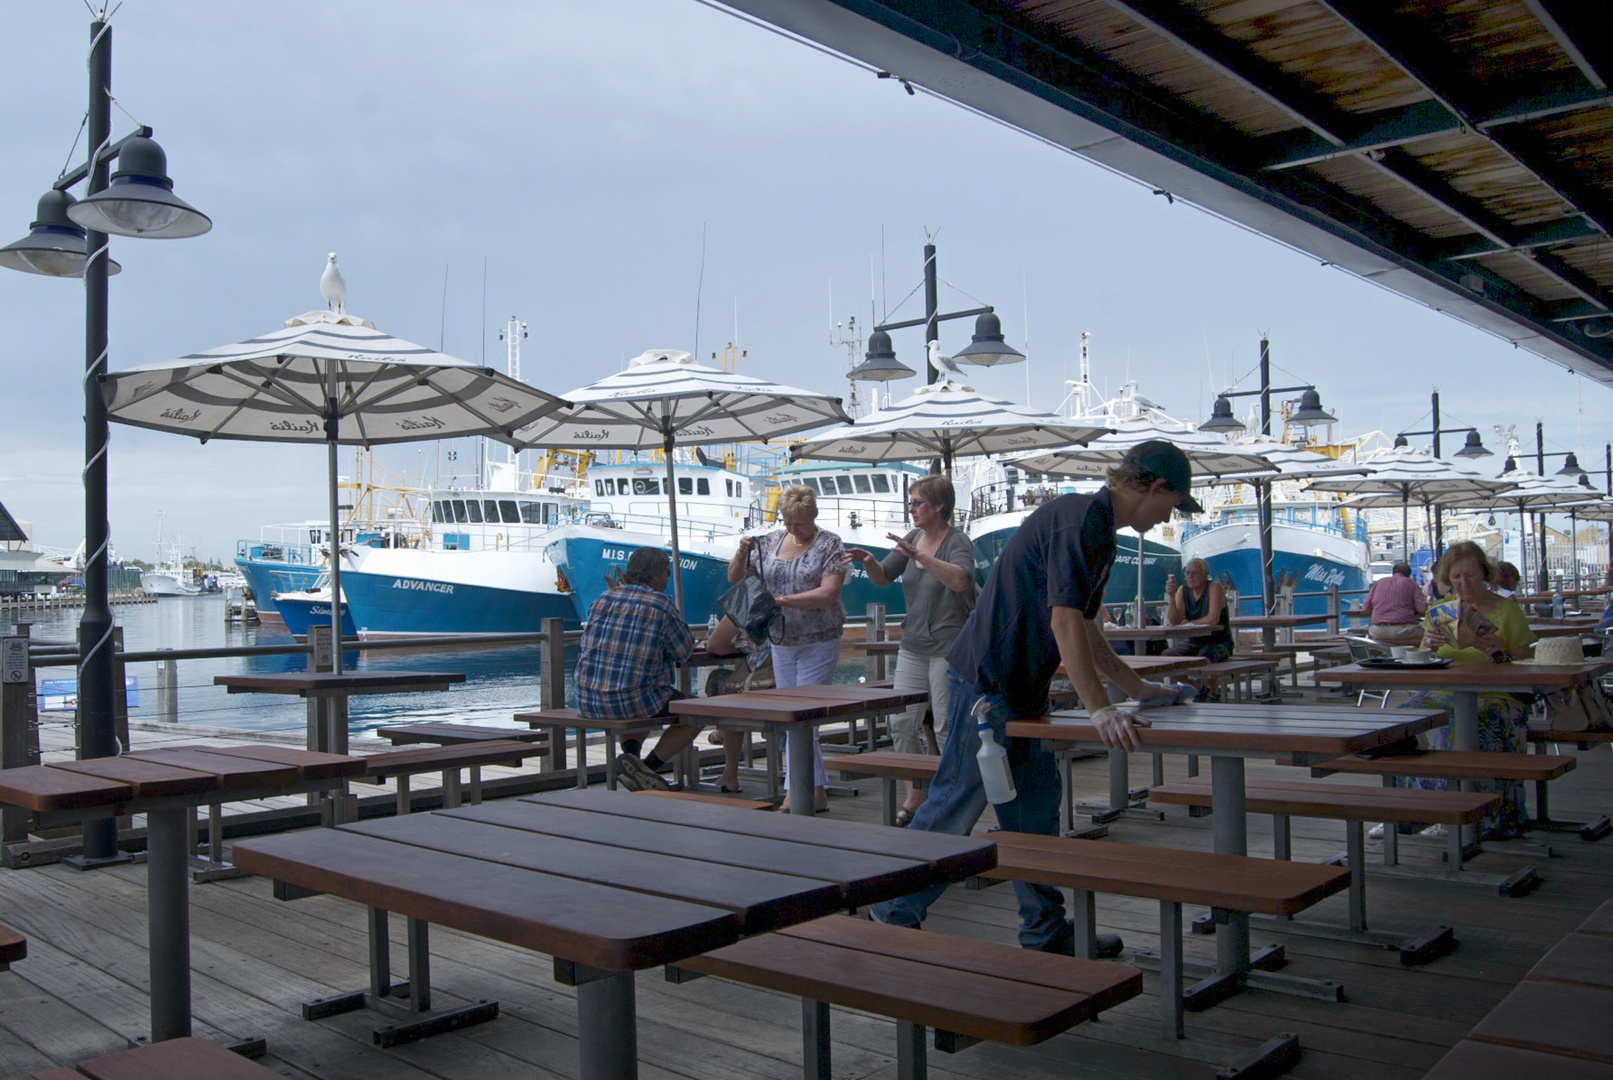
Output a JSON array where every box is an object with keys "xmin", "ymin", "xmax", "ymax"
[
  {"xmin": 1391, "ymin": 645, "xmax": 1409, "ymax": 659},
  {"xmin": 1405, "ymin": 649, "xmax": 1433, "ymax": 663}
]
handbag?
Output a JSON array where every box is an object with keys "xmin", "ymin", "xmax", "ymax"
[
  {"xmin": 1534, "ymin": 686, "xmax": 1592, "ymax": 732},
  {"xmin": 718, "ymin": 544, "xmax": 781, "ymax": 643}
]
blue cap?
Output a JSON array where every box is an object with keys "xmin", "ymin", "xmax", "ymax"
[{"xmin": 1123, "ymin": 439, "xmax": 1202, "ymax": 513}]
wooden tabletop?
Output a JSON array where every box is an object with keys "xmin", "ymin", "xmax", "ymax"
[
  {"xmin": 1316, "ymin": 659, "xmax": 1613, "ymax": 692},
  {"xmin": 743, "ymin": 685, "xmax": 929, "ymax": 707},
  {"xmin": 1102, "ymin": 624, "xmax": 1205, "ymax": 642},
  {"xmin": 1005, "ymin": 703, "xmax": 1444, "ymax": 760},
  {"xmin": 667, "ymin": 687, "xmax": 917, "ymax": 726},
  {"xmin": 232, "ymin": 787, "xmax": 996, "ymax": 973},
  {"xmin": 214, "ymin": 670, "xmax": 466, "ymax": 695},
  {"xmin": 0, "ymin": 745, "xmax": 365, "ymax": 814},
  {"xmin": 1529, "ymin": 621, "xmax": 1602, "ymax": 637},
  {"xmin": 1229, "ymin": 613, "xmax": 1333, "ymax": 628},
  {"xmin": 851, "ymin": 640, "xmax": 902, "ymax": 654},
  {"xmin": 1119, "ymin": 655, "xmax": 1210, "ymax": 676}
]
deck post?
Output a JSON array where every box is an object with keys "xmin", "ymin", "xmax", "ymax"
[
  {"xmin": 156, "ymin": 650, "xmax": 178, "ymax": 723},
  {"xmin": 541, "ymin": 618, "xmax": 567, "ymax": 771},
  {"xmin": 2, "ymin": 624, "xmax": 33, "ymax": 842}
]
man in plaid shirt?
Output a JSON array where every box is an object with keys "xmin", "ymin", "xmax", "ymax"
[{"xmin": 576, "ymin": 547, "xmax": 700, "ymax": 791}]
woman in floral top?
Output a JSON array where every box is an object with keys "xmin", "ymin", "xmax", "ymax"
[{"xmin": 728, "ymin": 485, "xmax": 848, "ymax": 812}]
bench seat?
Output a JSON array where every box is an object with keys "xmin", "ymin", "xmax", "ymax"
[
  {"xmin": 981, "ymin": 832, "xmax": 1348, "ymax": 1038},
  {"xmin": 374, "ymin": 722, "xmax": 549, "ymax": 747},
  {"xmin": 0, "ymin": 1036, "xmax": 284, "ymax": 1080},
  {"xmin": 0, "ymin": 923, "xmax": 24, "ymax": 970},
  {"xmin": 360, "ymin": 740, "xmax": 545, "ymax": 815},
  {"xmin": 672, "ymin": 914, "xmax": 1141, "ymax": 1078},
  {"xmin": 636, "ymin": 789, "xmax": 773, "ymax": 811},
  {"xmin": 1150, "ymin": 776, "xmax": 1517, "ymax": 958},
  {"xmin": 830, "ymin": 752, "xmax": 939, "ymax": 825},
  {"xmin": 1313, "ymin": 749, "xmax": 1574, "ymax": 784},
  {"xmin": 1193, "ymin": 659, "xmax": 1280, "ymax": 703},
  {"xmin": 513, "ymin": 707, "xmax": 664, "ymax": 789}
]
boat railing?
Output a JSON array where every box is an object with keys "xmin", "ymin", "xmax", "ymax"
[
  {"xmin": 577, "ymin": 502, "xmax": 754, "ymax": 542},
  {"xmin": 1180, "ymin": 513, "xmax": 1365, "ymax": 544},
  {"xmin": 967, "ymin": 479, "xmax": 1077, "ymax": 520}
]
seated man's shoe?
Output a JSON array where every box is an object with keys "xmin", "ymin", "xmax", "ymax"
[
  {"xmin": 1038, "ymin": 921, "xmax": 1124, "ymax": 959},
  {"xmin": 615, "ymin": 753, "xmax": 670, "ymax": 792}
]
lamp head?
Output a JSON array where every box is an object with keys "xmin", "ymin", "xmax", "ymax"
[
  {"xmin": 1557, "ymin": 452, "xmax": 1587, "ymax": 478},
  {"xmin": 1454, "ymin": 429, "xmax": 1492, "ymax": 458},
  {"xmin": 848, "ymin": 328, "xmax": 915, "ymax": 382},
  {"xmin": 1394, "ymin": 434, "xmax": 1409, "ymax": 449},
  {"xmin": 65, "ymin": 136, "xmax": 212, "ymax": 239},
  {"xmin": 0, "ymin": 189, "xmax": 121, "ymax": 277},
  {"xmin": 1287, "ymin": 387, "xmax": 1335, "ymax": 426},
  {"xmin": 951, "ymin": 312, "xmax": 1025, "ymax": 366},
  {"xmin": 1199, "ymin": 394, "xmax": 1244, "ymax": 433}
]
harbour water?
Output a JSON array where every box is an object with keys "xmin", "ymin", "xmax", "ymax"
[{"xmin": 13, "ymin": 594, "xmax": 554, "ymax": 738}]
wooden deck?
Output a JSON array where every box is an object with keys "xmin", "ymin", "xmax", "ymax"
[{"xmin": 0, "ymin": 701, "xmax": 1610, "ymax": 1078}]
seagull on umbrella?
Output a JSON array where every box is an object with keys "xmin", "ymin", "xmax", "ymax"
[
  {"xmin": 927, "ymin": 340, "xmax": 967, "ymax": 384},
  {"xmin": 319, "ymin": 252, "xmax": 346, "ymax": 314}
]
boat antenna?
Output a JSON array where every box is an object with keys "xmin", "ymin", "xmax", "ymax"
[
  {"xmin": 693, "ymin": 221, "xmax": 707, "ymax": 363},
  {"xmin": 438, "ymin": 262, "xmax": 449, "ymax": 351}
]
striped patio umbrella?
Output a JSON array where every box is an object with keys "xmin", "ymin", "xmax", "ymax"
[
  {"xmin": 1012, "ymin": 421, "xmax": 1276, "ymax": 621},
  {"xmin": 1307, "ymin": 445, "xmax": 1515, "ymax": 562},
  {"xmin": 514, "ymin": 349, "xmax": 850, "ymax": 611},
  {"xmin": 1198, "ymin": 436, "xmax": 1370, "ymax": 621},
  {"xmin": 1013, "ymin": 420, "xmax": 1277, "ymax": 479},
  {"xmin": 1428, "ymin": 467, "xmax": 1604, "ymax": 590},
  {"xmin": 101, "ymin": 308, "xmax": 570, "ymax": 667},
  {"xmin": 788, "ymin": 375, "xmax": 1112, "ymax": 474}
]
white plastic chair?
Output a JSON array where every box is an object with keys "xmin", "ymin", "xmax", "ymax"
[{"xmin": 1345, "ymin": 635, "xmax": 1392, "ymax": 707}]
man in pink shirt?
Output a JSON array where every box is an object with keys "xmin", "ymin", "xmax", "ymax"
[{"xmin": 1360, "ymin": 562, "xmax": 1428, "ymax": 645}]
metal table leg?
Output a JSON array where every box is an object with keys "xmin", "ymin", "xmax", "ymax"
[
  {"xmin": 787, "ymin": 722, "xmax": 816, "ymax": 816},
  {"xmin": 576, "ymin": 968, "xmax": 638, "ymax": 1079},
  {"xmin": 146, "ymin": 806, "xmax": 192, "ymax": 1041}
]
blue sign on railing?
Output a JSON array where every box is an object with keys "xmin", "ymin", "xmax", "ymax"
[{"xmin": 38, "ymin": 676, "xmax": 140, "ymax": 713}]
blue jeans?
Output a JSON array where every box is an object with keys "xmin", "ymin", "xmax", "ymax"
[{"xmin": 871, "ymin": 667, "xmax": 1066, "ymax": 948}]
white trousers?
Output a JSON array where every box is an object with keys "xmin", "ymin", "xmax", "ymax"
[{"xmin": 770, "ymin": 638, "xmax": 839, "ymax": 790}]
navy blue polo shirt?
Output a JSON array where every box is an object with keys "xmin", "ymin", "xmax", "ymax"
[{"xmin": 947, "ymin": 488, "xmax": 1116, "ymax": 718}]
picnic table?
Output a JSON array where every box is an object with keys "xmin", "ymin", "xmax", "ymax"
[
  {"xmin": 232, "ymin": 787, "xmax": 996, "ymax": 1079},
  {"xmin": 215, "ymin": 670, "xmax": 465, "ymax": 756},
  {"xmin": 0, "ymin": 745, "xmax": 363, "ymax": 1043},
  {"xmin": 669, "ymin": 686, "xmax": 926, "ymax": 811},
  {"xmin": 1006, "ymin": 703, "xmax": 1444, "ymax": 1001}
]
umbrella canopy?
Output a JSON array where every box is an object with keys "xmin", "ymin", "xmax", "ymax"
[
  {"xmin": 1307, "ymin": 445, "xmax": 1515, "ymax": 559},
  {"xmin": 788, "ymin": 375, "xmax": 1112, "ymax": 474},
  {"xmin": 1011, "ymin": 421, "xmax": 1276, "ymax": 623},
  {"xmin": 1013, "ymin": 420, "xmax": 1277, "ymax": 479},
  {"xmin": 1196, "ymin": 436, "xmax": 1370, "ymax": 622},
  {"xmin": 515, "ymin": 349, "xmax": 850, "ymax": 611},
  {"xmin": 1208, "ymin": 436, "xmax": 1371, "ymax": 483},
  {"xmin": 1422, "ymin": 468, "xmax": 1604, "ymax": 591},
  {"xmin": 101, "ymin": 308, "xmax": 569, "ymax": 668}
]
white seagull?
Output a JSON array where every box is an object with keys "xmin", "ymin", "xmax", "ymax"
[
  {"xmin": 319, "ymin": 252, "xmax": 346, "ymax": 314},
  {"xmin": 928, "ymin": 339, "xmax": 964, "ymax": 378}
]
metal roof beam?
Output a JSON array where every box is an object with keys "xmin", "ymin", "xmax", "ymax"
[
  {"xmin": 1257, "ymin": 78, "xmax": 1613, "ymax": 171},
  {"xmin": 1320, "ymin": 0, "xmax": 1613, "ymax": 246},
  {"xmin": 1437, "ymin": 218, "xmax": 1604, "ymax": 261},
  {"xmin": 1096, "ymin": 0, "xmax": 1347, "ymax": 144},
  {"xmin": 1522, "ymin": 0, "xmax": 1609, "ymax": 90}
]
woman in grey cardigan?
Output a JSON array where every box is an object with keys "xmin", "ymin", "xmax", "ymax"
[{"xmin": 847, "ymin": 474, "xmax": 977, "ymax": 825}]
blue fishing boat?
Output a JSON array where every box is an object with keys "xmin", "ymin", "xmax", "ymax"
[{"xmin": 272, "ymin": 573, "xmax": 358, "ymax": 639}]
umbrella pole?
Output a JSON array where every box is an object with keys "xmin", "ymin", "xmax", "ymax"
[
  {"xmin": 1135, "ymin": 527, "xmax": 1146, "ymax": 627},
  {"xmin": 1258, "ymin": 479, "xmax": 1275, "ymax": 650},
  {"xmin": 663, "ymin": 432, "xmax": 684, "ymax": 616},
  {"xmin": 327, "ymin": 424, "xmax": 344, "ymax": 676}
]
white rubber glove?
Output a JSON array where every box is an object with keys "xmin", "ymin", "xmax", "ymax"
[
  {"xmin": 1136, "ymin": 680, "xmax": 1196, "ymax": 707},
  {"xmin": 1090, "ymin": 705, "xmax": 1150, "ymax": 751}
]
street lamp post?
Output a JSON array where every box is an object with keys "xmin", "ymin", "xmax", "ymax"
[
  {"xmin": 1198, "ymin": 337, "xmax": 1335, "ymax": 648},
  {"xmin": 0, "ymin": 14, "xmax": 210, "ymax": 867},
  {"xmin": 1531, "ymin": 425, "xmax": 1593, "ymax": 592},
  {"xmin": 859, "ymin": 236, "xmax": 1024, "ymax": 383},
  {"xmin": 1394, "ymin": 390, "xmax": 1493, "ymax": 559}
]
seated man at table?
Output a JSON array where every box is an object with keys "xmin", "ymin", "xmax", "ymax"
[
  {"xmin": 872, "ymin": 440, "xmax": 1200, "ymax": 958},
  {"xmin": 576, "ymin": 548, "xmax": 700, "ymax": 792},
  {"xmin": 1360, "ymin": 561, "xmax": 1428, "ymax": 646},
  {"xmin": 1162, "ymin": 558, "xmax": 1233, "ymax": 662}
]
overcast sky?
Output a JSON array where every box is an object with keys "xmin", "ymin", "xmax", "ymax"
[{"xmin": 2, "ymin": 1, "xmax": 1606, "ymax": 562}]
